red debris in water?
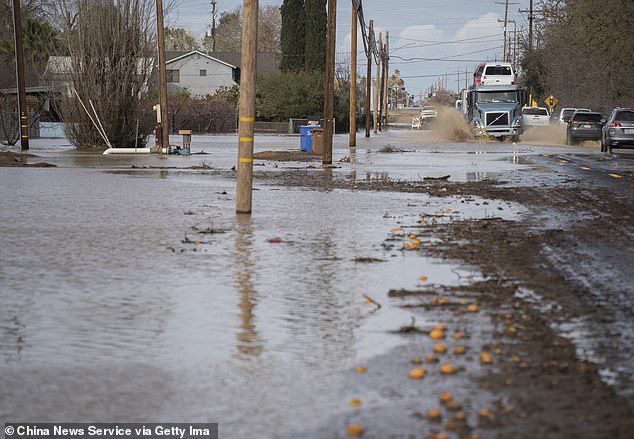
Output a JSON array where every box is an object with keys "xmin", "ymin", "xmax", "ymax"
[{"xmin": 267, "ymin": 237, "xmax": 283, "ymax": 244}]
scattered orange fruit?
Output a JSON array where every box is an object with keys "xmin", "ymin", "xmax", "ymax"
[
  {"xmin": 429, "ymin": 329, "xmax": 445, "ymax": 339},
  {"xmin": 445, "ymin": 421, "xmax": 459, "ymax": 431},
  {"xmin": 409, "ymin": 234, "xmax": 417, "ymax": 239},
  {"xmin": 409, "ymin": 368, "xmax": 427, "ymax": 379},
  {"xmin": 440, "ymin": 364, "xmax": 458, "ymax": 374},
  {"xmin": 426, "ymin": 408, "xmax": 442, "ymax": 421},
  {"xmin": 459, "ymin": 299, "xmax": 468, "ymax": 305},
  {"xmin": 438, "ymin": 298, "xmax": 448, "ymax": 305},
  {"xmin": 446, "ymin": 400, "xmax": 462, "ymax": 411},
  {"xmin": 420, "ymin": 275, "xmax": 429, "ymax": 282},
  {"xmin": 433, "ymin": 344, "xmax": 447, "ymax": 353},
  {"xmin": 452, "ymin": 332, "xmax": 464, "ymax": 340},
  {"xmin": 424, "ymin": 354, "xmax": 440, "ymax": 364},
  {"xmin": 467, "ymin": 304, "xmax": 479, "ymax": 312},
  {"xmin": 364, "ymin": 298, "xmax": 373, "ymax": 305},
  {"xmin": 355, "ymin": 366, "xmax": 367, "ymax": 373},
  {"xmin": 439, "ymin": 392, "xmax": 453, "ymax": 404},
  {"xmin": 478, "ymin": 408, "xmax": 494, "ymax": 418},
  {"xmin": 345, "ymin": 424, "xmax": 364, "ymax": 437},
  {"xmin": 349, "ymin": 399, "xmax": 362, "ymax": 407},
  {"xmin": 480, "ymin": 352, "xmax": 492, "ymax": 364},
  {"xmin": 452, "ymin": 412, "xmax": 466, "ymax": 421},
  {"xmin": 403, "ymin": 243, "xmax": 412, "ymax": 249},
  {"xmin": 453, "ymin": 346, "xmax": 466, "ymax": 355},
  {"xmin": 391, "ymin": 227, "xmax": 402, "ymax": 232}
]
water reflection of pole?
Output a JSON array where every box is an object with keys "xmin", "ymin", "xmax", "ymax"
[{"xmin": 233, "ymin": 216, "xmax": 262, "ymax": 359}]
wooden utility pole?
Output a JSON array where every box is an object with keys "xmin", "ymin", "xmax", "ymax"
[
  {"xmin": 12, "ymin": 0, "xmax": 28, "ymax": 151},
  {"xmin": 365, "ymin": 20, "xmax": 373, "ymax": 138},
  {"xmin": 349, "ymin": 4, "xmax": 357, "ymax": 147},
  {"xmin": 323, "ymin": 0, "xmax": 337, "ymax": 165},
  {"xmin": 528, "ymin": 0, "xmax": 534, "ymax": 50},
  {"xmin": 236, "ymin": 0, "xmax": 258, "ymax": 214},
  {"xmin": 155, "ymin": 0, "xmax": 169, "ymax": 152},
  {"xmin": 503, "ymin": 0, "xmax": 509, "ymax": 62},
  {"xmin": 374, "ymin": 32, "xmax": 381, "ymax": 134},
  {"xmin": 383, "ymin": 32, "xmax": 390, "ymax": 128}
]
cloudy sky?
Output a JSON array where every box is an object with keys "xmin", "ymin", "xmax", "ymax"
[{"xmin": 168, "ymin": 0, "xmax": 529, "ymax": 98}]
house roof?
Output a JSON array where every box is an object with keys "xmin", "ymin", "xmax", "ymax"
[
  {"xmin": 165, "ymin": 50, "xmax": 237, "ymax": 69},
  {"xmin": 166, "ymin": 51, "xmax": 278, "ymax": 73}
]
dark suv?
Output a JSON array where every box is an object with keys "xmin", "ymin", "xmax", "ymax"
[
  {"xmin": 566, "ymin": 111, "xmax": 604, "ymax": 145},
  {"xmin": 601, "ymin": 108, "xmax": 634, "ymax": 153}
]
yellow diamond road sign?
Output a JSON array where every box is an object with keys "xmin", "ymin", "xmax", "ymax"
[{"xmin": 544, "ymin": 95, "xmax": 558, "ymax": 108}]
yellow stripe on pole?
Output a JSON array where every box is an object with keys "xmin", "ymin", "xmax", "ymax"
[
  {"xmin": 240, "ymin": 117, "xmax": 255, "ymax": 122},
  {"xmin": 239, "ymin": 157, "xmax": 253, "ymax": 163},
  {"xmin": 239, "ymin": 137, "xmax": 254, "ymax": 143}
]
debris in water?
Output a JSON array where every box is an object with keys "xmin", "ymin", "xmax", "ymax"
[
  {"xmin": 409, "ymin": 368, "xmax": 427, "ymax": 379},
  {"xmin": 345, "ymin": 424, "xmax": 364, "ymax": 437}
]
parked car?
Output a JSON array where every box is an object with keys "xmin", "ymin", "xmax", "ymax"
[
  {"xmin": 565, "ymin": 111, "xmax": 605, "ymax": 145},
  {"xmin": 558, "ymin": 107, "xmax": 591, "ymax": 125},
  {"xmin": 473, "ymin": 62, "xmax": 515, "ymax": 86},
  {"xmin": 521, "ymin": 106, "xmax": 551, "ymax": 128},
  {"xmin": 601, "ymin": 107, "xmax": 634, "ymax": 153}
]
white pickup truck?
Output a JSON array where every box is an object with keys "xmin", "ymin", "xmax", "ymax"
[{"xmin": 419, "ymin": 106, "xmax": 438, "ymax": 126}]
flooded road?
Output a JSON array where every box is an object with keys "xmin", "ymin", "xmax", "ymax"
[{"xmin": 1, "ymin": 130, "xmax": 633, "ymax": 437}]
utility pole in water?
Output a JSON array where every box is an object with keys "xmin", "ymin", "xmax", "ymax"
[
  {"xmin": 349, "ymin": 3, "xmax": 357, "ymax": 147},
  {"xmin": 382, "ymin": 32, "xmax": 389, "ymax": 128},
  {"xmin": 365, "ymin": 19, "xmax": 373, "ymax": 138},
  {"xmin": 155, "ymin": 0, "xmax": 169, "ymax": 152},
  {"xmin": 323, "ymin": 0, "xmax": 337, "ymax": 165},
  {"xmin": 12, "ymin": 0, "xmax": 28, "ymax": 151},
  {"xmin": 374, "ymin": 32, "xmax": 381, "ymax": 133},
  {"xmin": 236, "ymin": 0, "xmax": 258, "ymax": 214}
]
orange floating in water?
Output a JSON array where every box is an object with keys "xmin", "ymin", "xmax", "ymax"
[
  {"xmin": 391, "ymin": 227, "xmax": 402, "ymax": 232},
  {"xmin": 420, "ymin": 275, "xmax": 429, "ymax": 282},
  {"xmin": 345, "ymin": 424, "xmax": 364, "ymax": 437},
  {"xmin": 440, "ymin": 364, "xmax": 458, "ymax": 374},
  {"xmin": 453, "ymin": 346, "xmax": 466, "ymax": 355},
  {"xmin": 434, "ymin": 344, "xmax": 447, "ymax": 353},
  {"xmin": 446, "ymin": 399, "xmax": 462, "ymax": 411},
  {"xmin": 438, "ymin": 298, "xmax": 448, "ymax": 305},
  {"xmin": 424, "ymin": 354, "xmax": 440, "ymax": 364},
  {"xmin": 439, "ymin": 392, "xmax": 453, "ymax": 403},
  {"xmin": 355, "ymin": 366, "xmax": 367, "ymax": 373},
  {"xmin": 426, "ymin": 408, "xmax": 442, "ymax": 421},
  {"xmin": 467, "ymin": 304, "xmax": 479, "ymax": 312},
  {"xmin": 409, "ymin": 368, "xmax": 427, "ymax": 379},
  {"xmin": 452, "ymin": 332, "xmax": 464, "ymax": 340},
  {"xmin": 349, "ymin": 399, "xmax": 362, "ymax": 407},
  {"xmin": 429, "ymin": 329, "xmax": 445, "ymax": 339},
  {"xmin": 480, "ymin": 352, "xmax": 492, "ymax": 364}
]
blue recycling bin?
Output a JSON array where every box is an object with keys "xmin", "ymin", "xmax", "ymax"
[{"xmin": 299, "ymin": 125, "xmax": 320, "ymax": 152}]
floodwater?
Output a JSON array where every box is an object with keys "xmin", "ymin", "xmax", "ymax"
[
  {"xmin": 3, "ymin": 129, "xmax": 630, "ymax": 436},
  {"xmin": 0, "ymin": 133, "xmax": 530, "ymax": 437}
]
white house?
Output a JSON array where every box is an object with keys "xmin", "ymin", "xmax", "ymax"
[{"xmin": 165, "ymin": 51, "xmax": 238, "ymax": 98}]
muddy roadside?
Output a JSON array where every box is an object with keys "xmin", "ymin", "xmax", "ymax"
[
  {"xmin": 256, "ymin": 163, "xmax": 634, "ymax": 437},
  {"xmin": 0, "ymin": 151, "xmax": 56, "ymax": 167}
]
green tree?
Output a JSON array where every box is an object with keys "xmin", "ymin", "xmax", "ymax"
[
  {"xmin": 280, "ymin": 0, "xmax": 304, "ymax": 71},
  {"xmin": 256, "ymin": 71, "xmax": 323, "ymax": 120},
  {"xmin": 304, "ymin": 0, "xmax": 326, "ymax": 71}
]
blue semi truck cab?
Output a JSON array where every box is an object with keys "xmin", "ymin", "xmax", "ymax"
[{"xmin": 467, "ymin": 85, "xmax": 528, "ymax": 139}]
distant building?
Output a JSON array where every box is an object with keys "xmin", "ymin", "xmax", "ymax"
[{"xmin": 163, "ymin": 51, "xmax": 278, "ymax": 97}]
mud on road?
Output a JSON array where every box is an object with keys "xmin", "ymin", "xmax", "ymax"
[{"xmin": 256, "ymin": 157, "xmax": 634, "ymax": 438}]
